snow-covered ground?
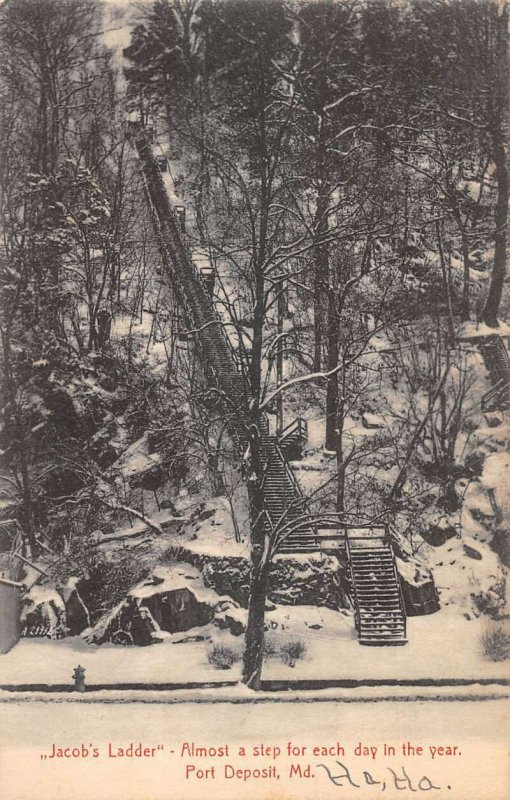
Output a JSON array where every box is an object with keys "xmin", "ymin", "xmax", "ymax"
[{"xmin": 1, "ymin": 606, "xmax": 507, "ymax": 686}]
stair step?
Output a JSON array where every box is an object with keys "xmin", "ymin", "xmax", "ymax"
[
  {"xmin": 351, "ymin": 553, "xmax": 393, "ymax": 559},
  {"xmin": 353, "ymin": 567, "xmax": 395, "ymax": 572},
  {"xmin": 359, "ymin": 624, "xmax": 405, "ymax": 632},
  {"xmin": 360, "ymin": 621, "xmax": 405, "ymax": 629}
]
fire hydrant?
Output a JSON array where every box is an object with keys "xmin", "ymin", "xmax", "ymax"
[{"xmin": 72, "ymin": 665, "xmax": 86, "ymax": 693}]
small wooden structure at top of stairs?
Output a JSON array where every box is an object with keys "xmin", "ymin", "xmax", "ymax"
[
  {"xmin": 346, "ymin": 526, "xmax": 407, "ymax": 646},
  {"xmin": 277, "ymin": 417, "xmax": 308, "ymax": 461}
]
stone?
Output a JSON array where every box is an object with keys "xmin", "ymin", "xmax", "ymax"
[
  {"xmin": 83, "ymin": 565, "xmax": 235, "ymax": 645},
  {"xmin": 421, "ymin": 524, "xmax": 458, "ymax": 547},
  {"xmin": 397, "ymin": 557, "xmax": 440, "ymax": 616},
  {"xmin": 21, "ymin": 584, "xmax": 67, "ymax": 639},
  {"xmin": 472, "ymin": 581, "xmax": 507, "ymax": 619},
  {"xmin": 141, "ymin": 586, "xmax": 214, "ymax": 633},
  {"xmin": 168, "ymin": 549, "xmax": 347, "ymax": 611},
  {"xmin": 84, "ymin": 598, "xmax": 162, "ymax": 646},
  {"xmin": 361, "ymin": 412, "xmax": 384, "ymax": 429},
  {"xmin": 464, "ymin": 544, "xmax": 483, "ymax": 560},
  {"xmin": 214, "ymin": 605, "xmax": 247, "ymax": 636},
  {"xmin": 60, "ymin": 578, "xmax": 90, "ymax": 635},
  {"xmin": 490, "ymin": 528, "xmax": 510, "ymax": 566},
  {"xmin": 485, "ymin": 412, "xmax": 504, "ymax": 428}
]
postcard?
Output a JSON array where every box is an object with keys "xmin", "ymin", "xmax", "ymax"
[{"xmin": 0, "ymin": 0, "xmax": 508, "ymax": 798}]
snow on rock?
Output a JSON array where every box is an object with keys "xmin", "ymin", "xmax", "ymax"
[
  {"xmin": 420, "ymin": 512, "xmax": 460, "ymax": 547},
  {"xmin": 426, "ymin": 533, "xmax": 505, "ymax": 619},
  {"xmin": 110, "ymin": 433, "xmax": 161, "ymax": 482},
  {"xmin": 83, "ymin": 565, "xmax": 242, "ymax": 646},
  {"xmin": 480, "ymin": 451, "xmax": 510, "ymax": 521},
  {"xmin": 21, "ymin": 584, "xmax": 67, "ymax": 639},
  {"xmin": 83, "ymin": 598, "xmax": 162, "ymax": 647},
  {"xmin": 214, "ymin": 605, "xmax": 248, "ymax": 636},
  {"xmin": 396, "ymin": 557, "xmax": 440, "ymax": 616},
  {"xmin": 60, "ymin": 577, "xmax": 90, "ymax": 636},
  {"xmin": 21, "ymin": 578, "xmax": 92, "ymax": 639},
  {"xmin": 361, "ymin": 412, "xmax": 385, "ymax": 429}
]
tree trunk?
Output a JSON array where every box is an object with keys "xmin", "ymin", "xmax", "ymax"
[
  {"xmin": 335, "ymin": 379, "xmax": 346, "ymax": 513},
  {"xmin": 436, "ymin": 219, "xmax": 455, "ymax": 341},
  {"xmin": 313, "ymin": 185, "xmax": 329, "ymax": 372},
  {"xmin": 1, "ymin": 330, "xmax": 38, "ymax": 557},
  {"xmin": 325, "ymin": 268, "xmax": 339, "ymax": 451},
  {"xmin": 19, "ymin": 443, "xmax": 39, "ymax": 557},
  {"xmin": 242, "ymin": 428, "xmax": 269, "ymax": 691},
  {"xmin": 483, "ymin": 137, "xmax": 509, "ymax": 326},
  {"xmin": 242, "ymin": 550, "xmax": 269, "ymax": 690},
  {"xmin": 482, "ymin": 4, "xmax": 509, "ymax": 327},
  {"xmin": 453, "ymin": 209, "xmax": 471, "ymax": 321}
]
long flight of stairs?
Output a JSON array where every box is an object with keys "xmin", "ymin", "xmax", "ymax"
[
  {"xmin": 346, "ymin": 528, "xmax": 407, "ymax": 646},
  {"xmin": 132, "ymin": 123, "xmax": 408, "ymax": 644},
  {"xmin": 261, "ymin": 435, "xmax": 318, "ymax": 553}
]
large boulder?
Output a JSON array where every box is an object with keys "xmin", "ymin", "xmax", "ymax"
[
  {"xmin": 361, "ymin": 412, "xmax": 385, "ymax": 429},
  {"xmin": 214, "ymin": 603, "xmax": 248, "ymax": 636},
  {"xmin": 421, "ymin": 521, "xmax": 459, "ymax": 547},
  {"xmin": 173, "ymin": 549, "xmax": 347, "ymax": 610},
  {"xmin": 60, "ymin": 577, "xmax": 90, "ymax": 635},
  {"xmin": 491, "ymin": 528, "xmax": 510, "ymax": 566},
  {"xmin": 397, "ymin": 557, "xmax": 440, "ymax": 616},
  {"xmin": 83, "ymin": 565, "xmax": 239, "ymax": 645},
  {"xmin": 21, "ymin": 584, "xmax": 67, "ymax": 639},
  {"xmin": 83, "ymin": 597, "xmax": 162, "ymax": 646}
]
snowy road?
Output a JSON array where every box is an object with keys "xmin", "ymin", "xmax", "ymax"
[{"xmin": 0, "ymin": 697, "xmax": 508, "ymax": 800}]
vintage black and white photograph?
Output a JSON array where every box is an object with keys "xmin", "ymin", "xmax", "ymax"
[{"xmin": 0, "ymin": 0, "xmax": 508, "ymax": 798}]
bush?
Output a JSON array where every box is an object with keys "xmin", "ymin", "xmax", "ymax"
[
  {"xmin": 263, "ymin": 634, "xmax": 280, "ymax": 659},
  {"xmin": 481, "ymin": 624, "xmax": 510, "ymax": 662},
  {"xmin": 262, "ymin": 635, "xmax": 308, "ymax": 666},
  {"xmin": 207, "ymin": 642, "xmax": 241, "ymax": 670},
  {"xmin": 278, "ymin": 637, "xmax": 307, "ymax": 668}
]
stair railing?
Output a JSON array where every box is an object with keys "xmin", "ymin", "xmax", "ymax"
[
  {"xmin": 278, "ymin": 417, "xmax": 308, "ymax": 445},
  {"xmin": 344, "ymin": 533, "xmax": 360, "ymax": 634},
  {"xmin": 481, "ymin": 378, "xmax": 510, "ymax": 412},
  {"xmin": 135, "ymin": 126, "xmax": 319, "ymax": 552},
  {"xmin": 387, "ymin": 534, "xmax": 407, "ymax": 641},
  {"xmin": 493, "ymin": 336, "xmax": 510, "ymax": 380}
]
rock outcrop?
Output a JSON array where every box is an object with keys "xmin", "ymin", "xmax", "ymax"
[
  {"xmin": 397, "ymin": 557, "xmax": 440, "ymax": 616},
  {"xmin": 21, "ymin": 577, "xmax": 91, "ymax": 638},
  {"xmin": 83, "ymin": 565, "xmax": 244, "ymax": 645},
  {"xmin": 21, "ymin": 585, "xmax": 67, "ymax": 638}
]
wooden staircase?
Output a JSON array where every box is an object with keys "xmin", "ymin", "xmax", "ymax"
[
  {"xmin": 133, "ymin": 126, "xmax": 317, "ymax": 551},
  {"xmin": 346, "ymin": 527, "xmax": 407, "ymax": 646},
  {"xmin": 261, "ymin": 435, "xmax": 318, "ymax": 552},
  {"xmin": 132, "ymin": 125, "xmax": 409, "ymax": 645},
  {"xmin": 479, "ymin": 335, "xmax": 510, "ymax": 412}
]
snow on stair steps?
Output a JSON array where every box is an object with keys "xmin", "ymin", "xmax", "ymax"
[{"xmin": 348, "ymin": 539, "xmax": 407, "ymax": 646}]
